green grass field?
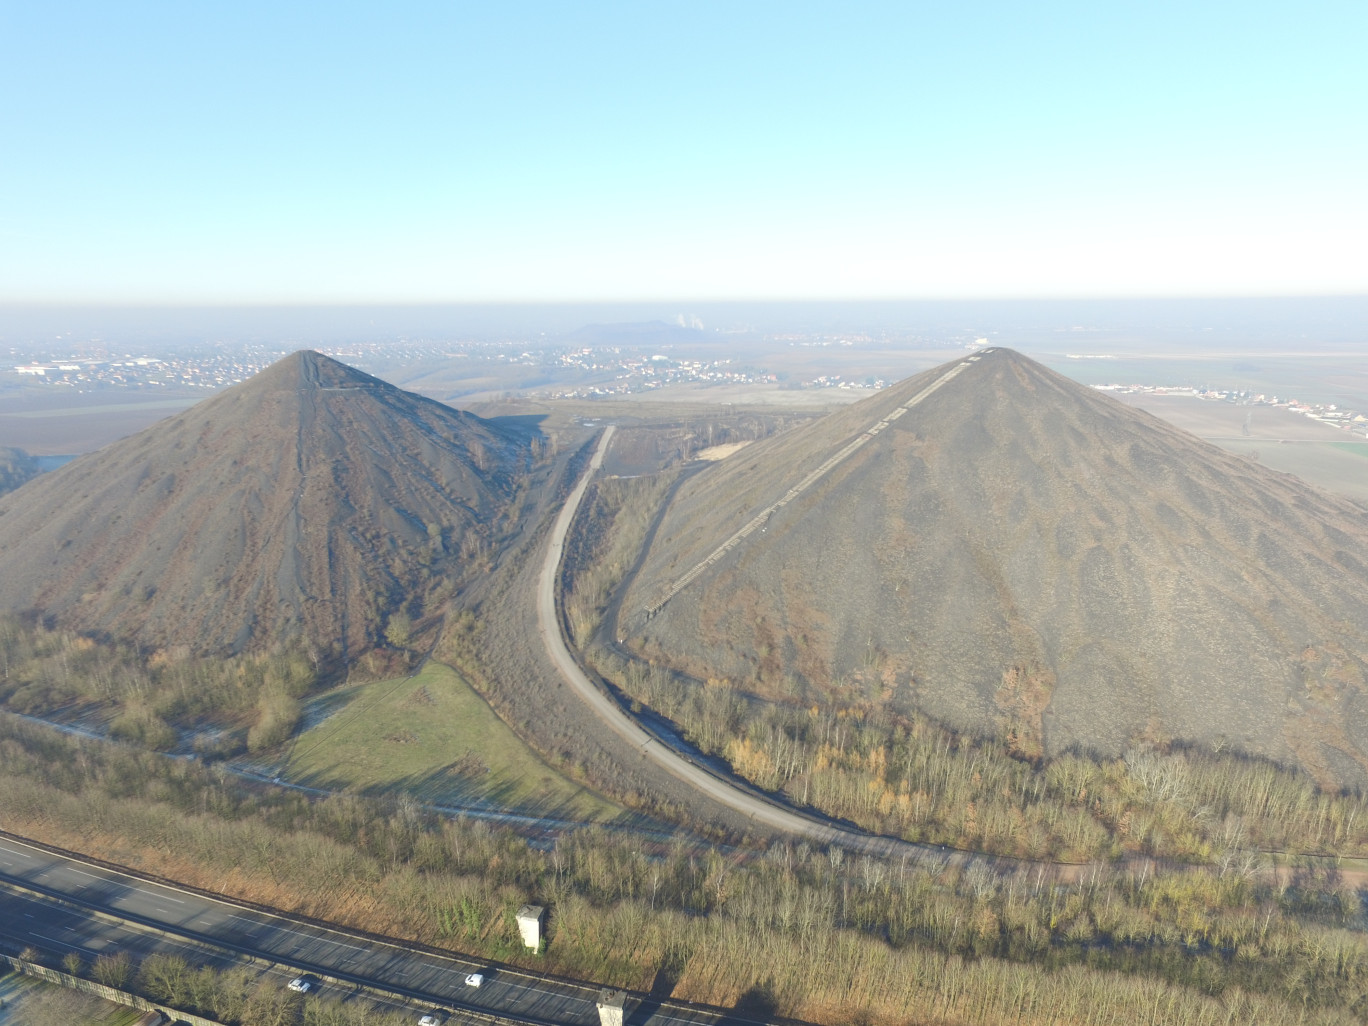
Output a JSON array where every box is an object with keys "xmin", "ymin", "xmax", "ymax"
[
  {"xmin": 282, "ymin": 662, "xmax": 620, "ymax": 821},
  {"xmin": 1331, "ymin": 440, "xmax": 1368, "ymax": 459}
]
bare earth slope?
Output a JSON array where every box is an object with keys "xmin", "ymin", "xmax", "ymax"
[
  {"xmin": 623, "ymin": 348, "xmax": 1368, "ymax": 785},
  {"xmin": 0, "ymin": 351, "xmax": 526, "ymax": 657}
]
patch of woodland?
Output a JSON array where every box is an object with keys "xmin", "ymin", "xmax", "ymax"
[
  {"xmin": 1, "ymin": 715, "xmax": 1367, "ymax": 1026},
  {"xmin": 0, "ymin": 614, "xmax": 330, "ymax": 756},
  {"xmin": 592, "ymin": 640, "xmax": 1368, "ymax": 866},
  {"xmin": 0, "ymin": 445, "xmax": 40, "ymax": 496}
]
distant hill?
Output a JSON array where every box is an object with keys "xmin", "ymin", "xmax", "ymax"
[
  {"xmin": 0, "ymin": 351, "xmax": 527, "ymax": 659},
  {"xmin": 561, "ymin": 320, "xmax": 708, "ymax": 346},
  {"xmin": 622, "ymin": 348, "xmax": 1368, "ymax": 785},
  {"xmin": 0, "ymin": 447, "xmax": 40, "ymax": 496}
]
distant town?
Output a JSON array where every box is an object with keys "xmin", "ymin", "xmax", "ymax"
[
  {"xmin": 5, "ymin": 338, "xmax": 1364, "ymax": 434},
  {"xmin": 9, "ymin": 350, "xmax": 276, "ymax": 391},
  {"xmin": 1094, "ymin": 382, "xmax": 1368, "ymax": 437},
  {"xmin": 1, "ymin": 332, "xmax": 957, "ymax": 400}
]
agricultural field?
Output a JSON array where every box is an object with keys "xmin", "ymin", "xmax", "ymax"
[{"xmin": 1113, "ymin": 393, "xmax": 1368, "ymax": 502}]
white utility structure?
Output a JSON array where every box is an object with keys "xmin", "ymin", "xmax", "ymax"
[
  {"xmin": 516, "ymin": 904, "xmax": 545, "ymax": 951},
  {"xmin": 596, "ymin": 988, "xmax": 627, "ymax": 1026}
]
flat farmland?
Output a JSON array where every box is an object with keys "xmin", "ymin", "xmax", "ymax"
[
  {"xmin": 1114, "ymin": 393, "xmax": 1368, "ymax": 501},
  {"xmin": 0, "ymin": 392, "xmax": 201, "ymax": 454}
]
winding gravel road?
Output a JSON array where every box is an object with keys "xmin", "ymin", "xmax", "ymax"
[{"xmin": 537, "ymin": 426, "xmax": 920, "ymax": 854}]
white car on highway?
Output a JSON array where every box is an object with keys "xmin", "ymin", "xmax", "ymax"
[
  {"xmin": 418, "ymin": 1015, "xmax": 443, "ymax": 1026},
  {"xmin": 464, "ymin": 972, "xmax": 484, "ymax": 988},
  {"xmin": 287, "ymin": 977, "xmax": 311, "ymax": 993}
]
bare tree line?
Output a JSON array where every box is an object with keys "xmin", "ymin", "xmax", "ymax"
[{"xmin": 1, "ymin": 716, "xmax": 1367, "ymax": 1024}]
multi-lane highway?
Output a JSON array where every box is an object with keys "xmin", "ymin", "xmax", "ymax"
[{"xmin": 0, "ymin": 833, "xmax": 773, "ymax": 1025}]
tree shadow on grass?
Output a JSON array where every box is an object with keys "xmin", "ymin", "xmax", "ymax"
[
  {"xmin": 715, "ymin": 981, "xmax": 780, "ymax": 1025},
  {"xmin": 624, "ymin": 956, "xmax": 682, "ymax": 1025}
]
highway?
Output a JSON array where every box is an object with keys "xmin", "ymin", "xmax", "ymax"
[{"xmin": 0, "ymin": 833, "xmax": 765, "ymax": 1026}]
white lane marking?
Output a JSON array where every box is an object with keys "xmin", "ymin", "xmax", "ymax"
[
  {"xmin": 68, "ymin": 868, "xmax": 101, "ymax": 880},
  {"xmin": 9, "ymin": 844, "xmax": 574, "ymax": 1001},
  {"xmin": 132, "ymin": 887, "xmax": 184, "ymax": 904},
  {"xmin": 28, "ymin": 932, "xmax": 80, "ymax": 951}
]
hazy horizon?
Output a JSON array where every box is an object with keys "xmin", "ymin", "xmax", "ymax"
[{"xmin": 4, "ymin": 295, "xmax": 1367, "ymax": 349}]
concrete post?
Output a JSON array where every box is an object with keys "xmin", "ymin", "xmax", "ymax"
[
  {"xmin": 596, "ymin": 988, "xmax": 626, "ymax": 1026},
  {"xmin": 515, "ymin": 904, "xmax": 544, "ymax": 951}
]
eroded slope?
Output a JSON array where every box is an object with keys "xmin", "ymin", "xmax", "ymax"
[
  {"xmin": 622, "ymin": 349, "xmax": 1368, "ymax": 783},
  {"xmin": 0, "ymin": 351, "xmax": 527, "ymax": 658}
]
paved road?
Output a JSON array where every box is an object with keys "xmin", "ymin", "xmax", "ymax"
[
  {"xmin": 0, "ymin": 834, "xmax": 760, "ymax": 1026},
  {"xmin": 0, "ymin": 884, "xmax": 464, "ymax": 1022}
]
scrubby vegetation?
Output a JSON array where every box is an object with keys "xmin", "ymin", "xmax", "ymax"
[
  {"xmin": 567, "ymin": 472, "xmax": 1368, "ymax": 868},
  {"xmin": 3, "ymin": 715, "xmax": 1368, "ymax": 1025},
  {"xmin": 592, "ymin": 648, "xmax": 1368, "ymax": 865},
  {"xmin": 0, "ymin": 446, "xmax": 40, "ymax": 496},
  {"xmin": 18, "ymin": 949, "xmax": 413, "ymax": 1026},
  {"xmin": 0, "ymin": 615, "xmax": 317, "ymax": 754},
  {"xmin": 564, "ymin": 470, "xmax": 682, "ymax": 646}
]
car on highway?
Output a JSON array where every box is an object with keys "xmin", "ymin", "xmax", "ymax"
[
  {"xmin": 418, "ymin": 1015, "xmax": 443, "ymax": 1026},
  {"xmin": 287, "ymin": 977, "xmax": 311, "ymax": 993},
  {"xmin": 464, "ymin": 972, "xmax": 484, "ymax": 988}
]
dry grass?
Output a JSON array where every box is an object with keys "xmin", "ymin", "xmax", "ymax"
[{"xmin": 282, "ymin": 661, "xmax": 619, "ymax": 820}]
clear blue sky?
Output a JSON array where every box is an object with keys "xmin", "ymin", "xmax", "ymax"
[{"xmin": 2, "ymin": 2, "xmax": 1364, "ymax": 303}]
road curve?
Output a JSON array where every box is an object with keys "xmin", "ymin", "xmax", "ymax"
[{"xmin": 538, "ymin": 428, "xmax": 911, "ymax": 852}]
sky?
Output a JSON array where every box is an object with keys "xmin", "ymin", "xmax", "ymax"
[{"xmin": 1, "ymin": 2, "xmax": 1365, "ymax": 304}]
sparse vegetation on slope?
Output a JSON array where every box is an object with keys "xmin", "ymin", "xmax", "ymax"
[
  {"xmin": 0, "ymin": 351, "xmax": 531, "ymax": 660},
  {"xmin": 567, "ymin": 460, "xmax": 1368, "ymax": 865},
  {"xmin": 620, "ymin": 348, "xmax": 1368, "ymax": 786},
  {"xmin": 0, "ymin": 446, "xmax": 40, "ymax": 496},
  {"xmin": 563, "ymin": 470, "xmax": 682, "ymax": 646}
]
